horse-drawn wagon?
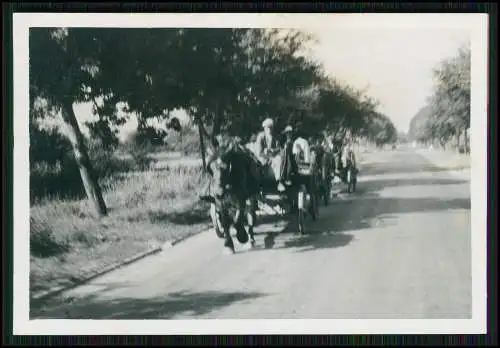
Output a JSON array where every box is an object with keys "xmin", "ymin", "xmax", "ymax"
[{"xmin": 203, "ymin": 140, "xmax": 324, "ymax": 253}]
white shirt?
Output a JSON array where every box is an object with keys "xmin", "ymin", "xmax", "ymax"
[
  {"xmin": 342, "ymin": 146, "xmax": 356, "ymax": 167},
  {"xmin": 292, "ymin": 137, "xmax": 311, "ymax": 163}
]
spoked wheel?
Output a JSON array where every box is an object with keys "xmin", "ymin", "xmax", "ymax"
[
  {"xmin": 323, "ymin": 182, "xmax": 331, "ymax": 206},
  {"xmin": 210, "ymin": 203, "xmax": 225, "ymax": 239},
  {"xmin": 346, "ymin": 169, "xmax": 352, "ymax": 193},
  {"xmin": 352, "ymin": 169, "xmax": 358, "ymax": 193},
  {"xmin": 348, "ymin": 178, "xmax": 357, "ymax": 193},
  {"xmin": 347, "ymin": 169, "xmax": 357, "ymax": 194},
  {"xmin": 311, "ymin": 176, "xmax": 320, "ymax": 219},
  {"xmin": 311, "ymin": 193, "xmax": 320, "ymax": 220},
  {"xmin": 309, "ymin": 190, "xmax": 318, "ymax": 221}
]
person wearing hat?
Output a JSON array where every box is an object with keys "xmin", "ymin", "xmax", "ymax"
[
  {"xmin": 255, "ymin": 118, "xmax": 280, "ymax": 164},
  {"xmin": 342, "ymin": 140, "xmax": 357, "ymax": 174},
  {"xmin": 255, "ymin": 117, "xmax": 287, "ymax": 191},
  {"xmin": 292, "ymin": 128, "xmax": 311, "ymax": 165}
]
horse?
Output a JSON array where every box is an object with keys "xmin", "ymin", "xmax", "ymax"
[
  {"xmin": 304, "ymin": 143, "xmax": 328, "ymax": 212},
  {"xmin": 285, "ymin": 138, "xmax": 322, "ymax": 220},
  {"xmin": 313, "ymin": 143, "xmax": 335, "ymax": 206},
  {"xmin": 344, "ymin": 148, "xmax": 358, "ymax": 193},
  {"xmin": 202, "ymin": 140, "xmax": 260, "ymax": 253}
]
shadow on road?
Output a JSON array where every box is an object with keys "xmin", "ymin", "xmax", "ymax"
[
  {"xmin": 361, "ymin": 162, "xmax": 469, "ymax": 176},
  {"xmin": 242, "ymin": 190, "xmax": 469, "ymax": 254},
  {"xmin": 325, "ymin": 195, "xmax": 470, "ymax": 233},
  {"xmin": 32, "ymin": 289, "xmax": 269, "ymax": 319},
  {"xmin": 242, "ymin": 209, "xmax": 356, "ymax": 254},
  {"xmin": 247, "ymin": 231, "xmax": 355, "ymax": 254}
]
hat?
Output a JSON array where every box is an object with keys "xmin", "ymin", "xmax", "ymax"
[
  {"xmin": 262, "ymin": 118, "xmax": 274, "ymax": 128},
  {"xmin": 283, "ymin": 125, "xmax": 293, "ymax": 134}
]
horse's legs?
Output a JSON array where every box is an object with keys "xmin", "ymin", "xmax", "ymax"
[
  {"xmin": 246, "ymin": 196, "xmax": 258, "ymax": 245},
  {"xmin": 234, "ymin": 198, "xmax": 249, "ymax": 244},
  {"xmin": 223, "ymin": 228, "xmax": 235, "ymax": 253},
  {"xmin": 220, "ymin": 210, "xmax": 235, "ymax": 253}
]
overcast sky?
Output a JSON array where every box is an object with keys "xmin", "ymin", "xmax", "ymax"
[
  {"xmin": 307, "ymin": 26, "xmax": 470, "ymax": 132},
  {"xmin": 71, "ymin": 15, "xmax": 472, "ymax": 138}
]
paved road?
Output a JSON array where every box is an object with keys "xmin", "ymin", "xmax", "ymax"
[{"xmin": 32, "ymin": 149, "xmax": 471, "ymax": 319}]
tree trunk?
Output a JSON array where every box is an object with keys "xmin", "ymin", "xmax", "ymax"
[
  {"xmin": 61, "ymin": 100, "xmax": 108, "ymax": 218},
  {"xmin": 197, "ymin": 119, "xmax": 207, "ymax": 171},
  {"xmin": 211, "ymin": 108, "xmax": 221, "ymax": 148}
]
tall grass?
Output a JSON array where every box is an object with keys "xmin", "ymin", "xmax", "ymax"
[{"xmin": 30, "ymin": 161, "xmax": 209, "ymax": 257}]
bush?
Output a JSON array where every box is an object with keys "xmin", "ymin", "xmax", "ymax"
[
  {"xmin": 30, "ymin": 216, "xmax": 70, "ymax": 258},
  {"xmin": 30, "ymin": 136, "xmax": 144, "ymax": 203},
  {"xmin": 29, "ymin": 121, "xmax": 73, "ymax": 166},
  {"xmin": 30, "ymin": 163, "xmax": 209, "ymax": 257},
  {"xmin": 166, "ymin": 129, "xmax": 200, "ymax": 156}
]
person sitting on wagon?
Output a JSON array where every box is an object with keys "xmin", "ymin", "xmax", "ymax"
[
  {"xmin": 292, "ymin": 130, "xmax": 312, "ymax": 165},
  {"xmin": 255, "ymin": 118, "xmax": 288, "ymax": 192},
  {"xmin": 331, "ymin": 140, "xmax": 345, "ymax": 182},
  {"xmin": 342, "ymin": 141, "xmax": 358, "ymax": 175}
]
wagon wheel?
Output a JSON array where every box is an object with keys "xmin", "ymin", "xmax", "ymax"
[
  {"xmin": 312, "ymin": 176, "xmax": 321, "ymax": 219},
  {"xmin": 323, "ymin": 180, "xmax": 331, "ymax": 206},
  {"xmin": 210, "ymin": 203, "xmax": 225, "ymax": 239},
  {"xmin": 347, "ymin": 168, "xmax": 357, "ymax": 194},
  {"xmin": 311, "ymin": 188, "xmax": 320, "ymax": 220},
  {"xmin": 297, "ymin": 185, "xmax": 306, "ymax": 235},
  {"xmin": 346, "ymin": 168, "xmax": 352, "ymax": 193},
  {"xmin": 321, "ymin": 161, "xmax": 331, "ymax": 207}
]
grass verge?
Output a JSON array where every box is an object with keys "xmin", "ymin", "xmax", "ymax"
[
  {"xmin": 30, "ymin": 162, "xmax": 211, "ymax": 298},
  {"xmin": 419, "ymin": 150, "xmax": 471, "ymax": 171}
]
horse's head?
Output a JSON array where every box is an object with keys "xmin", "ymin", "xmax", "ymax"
[
  {"xmin": 208, "ymin": 157, "xmax": 230, "ymax": 201},
  {"xmin": 208, "ymin": 143, "xmax": 243, "ymax": 201}
]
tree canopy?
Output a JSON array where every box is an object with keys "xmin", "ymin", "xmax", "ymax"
[{"xmin": 30, "ymin": 27, "xmax": 397, "ymax": 146}]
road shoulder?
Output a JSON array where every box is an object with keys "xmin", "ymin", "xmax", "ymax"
[{"xmin": 416, "ymin": 149, "xmax": 470, "ymax": 181}]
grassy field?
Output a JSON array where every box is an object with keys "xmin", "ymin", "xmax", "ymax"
[{"xmin": 30, "ymin": 153, "xmax": 211, "ymax": 298}]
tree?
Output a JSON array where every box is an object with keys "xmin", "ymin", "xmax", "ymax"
[
  {"xmin": 408, "ymin": 44, "xmax": 471, "ymax": 152},
  {"xmin": 30, "ymin": 28, "xmax": 241, "ymax": 213},
  {"xmin": 231, "ymin": 29, "xmax": 323, "ymax": 138},
  {"xmin": 363, "ymin": 112, "xmax": 397, "ymax": 147},
  {"xmin": 397, "ymin": 131, "xmax": 408, "ymax": 144},
  {"xmin": 29, "ymin": 28, "xmax": 196, "ymax": 216},
  {"xmin": 408, "ymin": 105, "xmax": 433, "ymax": 143},
  {"xmin": 30, "ymin": 28, "xmax": 108, "ymax": 217}
]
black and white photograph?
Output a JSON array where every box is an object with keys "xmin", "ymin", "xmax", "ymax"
[{"xmin": 13, "ymin": 13, "xmax": 487, "ymax": 334}]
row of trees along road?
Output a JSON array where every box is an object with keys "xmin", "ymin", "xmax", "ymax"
[
  {"xmin": 30, "ymin": 28, "xmax": 398, "ymax": 218},
  {"xmin": 408, "ymin": 44, "xmax": 471, "ymax": 152}
]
